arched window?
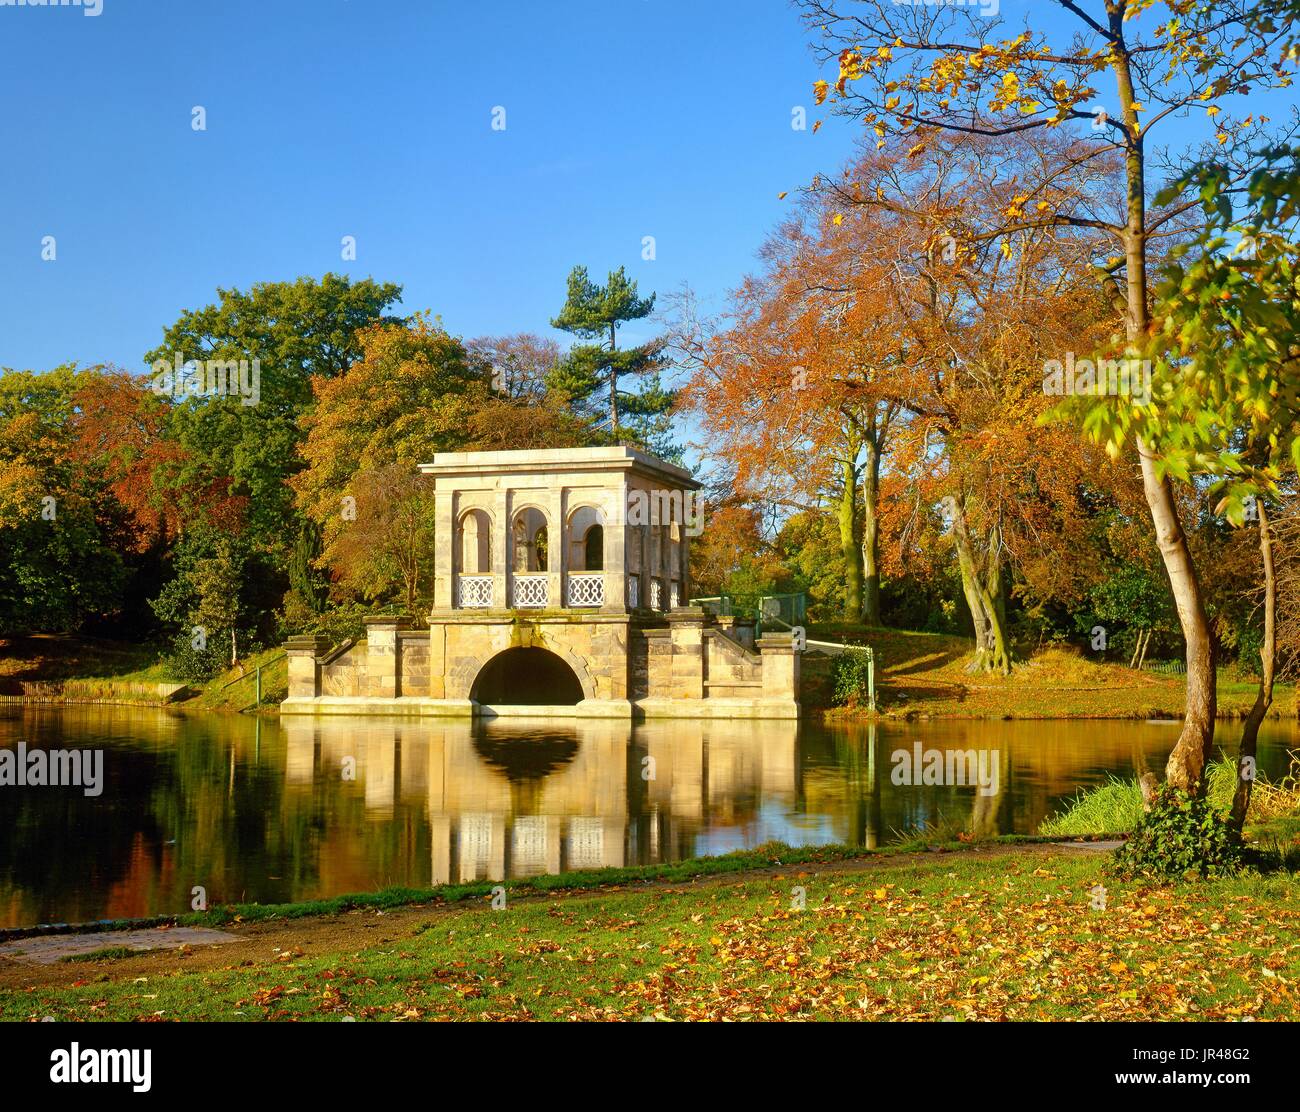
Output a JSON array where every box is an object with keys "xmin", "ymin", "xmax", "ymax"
[
  {"xmin": 584, "ymin": 524, "xmax": 604, "ymax": 571},
  {"xmin": 567, "ymin": 506, "xmax": 606, "ymax": 572},
  {"xmin": 512, "ymin": 508, "xmax": 548, "ymax": 572},
  {"xmin": 458, "ymin": 508, "xmax": 491, "ymax": 574}
]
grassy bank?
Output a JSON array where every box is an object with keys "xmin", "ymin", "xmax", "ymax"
[
  {"xmin": 804, "ymin": 626, "xmax": 1297, "ymax": 720},
  {"xmin": 0, "ymin": 634, "xmax": 285, "ymax": 712},
  {"xmin": 3, "ymin": 843, "xmax": 1297, "ymax": 1021},
  {"xmin": 1041, "ymin": 755, "xmax": 1300, "ymax": 841}
]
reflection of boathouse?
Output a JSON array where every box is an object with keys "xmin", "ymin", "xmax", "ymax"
[
  {"xmin": 279, "ymin": 718, "xmax": 799, "ymax": 884},
  {"xmin": 282, "ymin": 447, "xmax": 799, "ymax": 719}
]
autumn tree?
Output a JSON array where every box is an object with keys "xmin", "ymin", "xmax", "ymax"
[
  {"xmin": 676, "ymin": 188, "xmax": 904, "ymax": 623},
  {"xmin": 800, "ymin": 0, "xmax": 1298, "ymax": 787},
  {"xmin": 0, "ymin": 366, "xmax": 127, "ymax": 633},
  {"xmin": 465, "ymin": 333, "xmax": 598, "ymax": 451},
  {"xmin": 292, "ymin": 317, "xmax": 480, "ymax": 608}
]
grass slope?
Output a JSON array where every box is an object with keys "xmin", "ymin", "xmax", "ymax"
[
  {"xmin": 805, "ymin": 625, "xmax": 1294, "ymax": 720},
  {"xmin": 3, "ymin": 845, "xmax": 1297, "ymax": 1022}
]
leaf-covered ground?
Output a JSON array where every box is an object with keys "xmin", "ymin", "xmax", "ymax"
[{"xmin": 3, "ymin": 848, "xmax": 1298, "ymax": 1022}]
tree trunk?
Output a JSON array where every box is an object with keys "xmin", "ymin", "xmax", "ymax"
[
  {"xmin": 860, "ymin": 438, "xmax": 881, "ymax": 626},
  {"xmin": 839, "ymin": 456, "xmax": 863, "ymax": 621},
  {"xmin": 1112, "ymin": 38, "xmax": 1218, "ymax": 794},
  {"xmin": 1140, "ymin": 445, "xmax": 1217, "ymax": 792},
  {"xmin": 609, "ymin": 322, "xmax": 619, "ymax": 435},
  {"xmin": 1231, "ymin": 503, "xmax": 1276, "ymax": 834},
  {"xmin": 952, "ymin": 500, "xmax": 1010, "ymax": 674}
]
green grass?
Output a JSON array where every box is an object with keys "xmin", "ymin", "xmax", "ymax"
[
  {"xmin": 1039, "ymin": 757, "xmax": 1284, "ymax": 837},
  {"xmin": 0, "ymin": 634, "xmax": 290, "ymax": 711},
  {"xmin": 6, "ymin": 848, "xmax": 1298, "ymax": 1022},
  {"xmin": 189, "ymin": 647, "xmax": 288, "ymax": 712},
  {"xmin": 59, "ymin": 946, "xmax": 141, "ymax": 964}
]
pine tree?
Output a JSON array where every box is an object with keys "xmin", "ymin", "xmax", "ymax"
[{"xmin": 548, "ymin": 266, "xmax": 676, "ymax": 454}]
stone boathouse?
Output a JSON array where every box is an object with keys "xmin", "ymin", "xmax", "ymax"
[{"xmin": 281, "ymin": 446, "xmax": 799, "ymax": 719}]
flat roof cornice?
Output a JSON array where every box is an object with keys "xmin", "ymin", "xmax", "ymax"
[{"xmin": 418, "ymin": 446, "xmax": 700, "ymax": 489}]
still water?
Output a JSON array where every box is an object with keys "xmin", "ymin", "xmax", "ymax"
[{"xmin": 1, "ymin": 707, "xmax": 1296, "ymax": 929}]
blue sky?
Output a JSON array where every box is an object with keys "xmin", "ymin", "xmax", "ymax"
[
  {"xmin": 0, "ymin": 0, "xmax": 1282, "ymax": 376},
  {"xmin": 0, "ymin": 0, "xmax": 863, "ymax": 373}
]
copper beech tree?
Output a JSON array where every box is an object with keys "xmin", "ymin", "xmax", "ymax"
[
  {"xmin": 685, "ymin": 133, "xmax": 1117, "ymax": 668},
  {"xmin": 799, "ymin": 0, "xmax": 1298, "ymax": 787},
  {"xmin": 676, "ymin": 182, "xmax": 904, "ymax": 624}
]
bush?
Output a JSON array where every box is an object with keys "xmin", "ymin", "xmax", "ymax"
[
  {"xmin": 831, "ymin": 647, "xmax": 875, "ymax": 707},
  {"xmin": 1109, "ymin": 786, "xmax": 1242, "ymax": 880},
  {"xmin": 164, "ymin": 628, "xmax": 230, "ymax": 683}
]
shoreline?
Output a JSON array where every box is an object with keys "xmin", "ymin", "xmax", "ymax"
[{"xmin": 0, "ymin": 835, "xmax": 1091, "ymax": 941}]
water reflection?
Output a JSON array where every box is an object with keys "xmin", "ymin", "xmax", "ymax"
[{"xmin": 0, "ymin": 707, "xmax": 1294, "ymax": 928}]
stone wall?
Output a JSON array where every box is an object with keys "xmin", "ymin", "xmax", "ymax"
[
  {"xmin": 320, "ymin": 639, "xmax": 367, "ymax": 697},
  {"xmin": 284, "ymin": 606, "xmax": 799, "ymax": 718},
  {"xmin": 704, "ymin": 628, "xmax": 763, "ymax": 699},
  {"xmin": 399, "ymin": 631, "xmax": 430, "ymax": 697}
]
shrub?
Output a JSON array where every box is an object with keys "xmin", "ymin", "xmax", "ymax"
[
  {"xmin": 164, "ymin": 628, "xmax": 230, "ymax": 683},
  {"xmin": 1109, "ymin": 785, "xmax": 1242, "ymax": 880},
  {"xmin": 831, "ymin": 647, "xmax": 874, "ymax": 707}
]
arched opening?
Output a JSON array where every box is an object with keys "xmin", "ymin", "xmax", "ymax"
[
  {"xmin": 584, "ymin": 524, "xmax": 604, "ymax": 571},
  {"xmin": 470, "ymin": 647, "xmax": 584, "ymax": 706},
  {"xmin": 567, "ymin": 505, "xmax": 605, "ymax": 572},
  {"xmin": 512, "ymin": 508, "xmax": 548, "ymax": 571},
  {"xmin": 457, "ymin": 508, "xmax": 492, "ymax": 574}
]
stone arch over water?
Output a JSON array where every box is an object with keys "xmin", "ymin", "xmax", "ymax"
[{"xmin": 469, "ymin": 646, "xmax": 589, "ymax": 706}]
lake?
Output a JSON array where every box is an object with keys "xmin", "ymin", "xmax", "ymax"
[{"xmin": 1, "ymin": 706, "xmax": 1296, "ymax": 929}]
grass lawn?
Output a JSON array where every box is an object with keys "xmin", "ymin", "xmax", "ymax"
[
  {"xmin": 3, "ymin": 845, "xmax": 1298, "ymax": 1022},
  {"xmin": 804, "ymin": 625, "xmax": 1296, "ymax": 720},
  {"xmin": 0, "ymin": 634, "xmax": 286, "ymax": 711}
]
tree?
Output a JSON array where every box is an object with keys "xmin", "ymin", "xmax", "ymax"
[
  {"xmin": 465, "ymin": 334, "xmax": 600, "ymax": 451},
  {"xmin": 549, "ymin": 266, "xmax": 677, "ymax": 453},
  {"xmin": 145, "ymin": 274, "xmax": 405, "ymax": 549},
  {"xmin": 800, "ymin": 0, "xmax": 1299, "ymax": 788},
  {"xmin": 292, "ymin": 317, "xmax": 481, "ymax": 604},
  {"xmin": 0, "ymin": 367, "xmax": 127, "ymax": 633},
  {"xmin": 322, "ymin": 464, "xmax": 438, "ymax": 611}
]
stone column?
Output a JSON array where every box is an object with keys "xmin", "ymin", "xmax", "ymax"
[
  {"xmin": 667, "ymin": 606, "xmax": 710, "ymax": 700},
  {"xmin": 493, "ymin": 487, "xmax": 509, "ymax": 610},
  {"xmin": 546, "ymin": 487, "xmax": 564, "ymax": 609},
  {"xmin": 364, "ymin": 616, "xmax": 411, "ymax": 698},
  {"xmin": 428, "ymin": 623, "xmax": 446, "ymax": 698},
  {"xmin": 434, "ymin": 489, "xmax": 455, "ymax": 610},
  {"xmin": 284, "ymin": 635, "xmax": 329, "ymax": 699},
  {"xmin": 758, "ymin": 633, "xmax": 800, "ymax": 702},
  {"xmin": 604, "ymin": 488, "xmax": 627, "ymax": 613}
]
